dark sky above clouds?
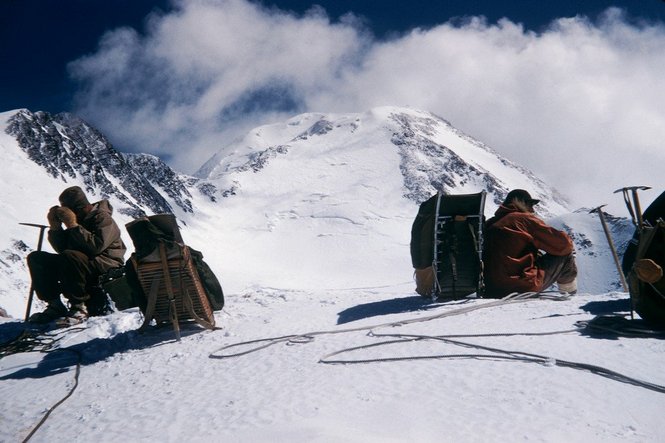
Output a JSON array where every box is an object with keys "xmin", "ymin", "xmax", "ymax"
[
  {"xmin": 2, "ymin": 0, "xmax": 664, "ymax": 211},
  {"xmin": 2, "ymin": 0, "xmax": 664, "ymax": 114}
]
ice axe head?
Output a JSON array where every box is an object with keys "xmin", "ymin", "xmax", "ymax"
[
  {"xmin": 589, "ymin": 204, "xmax": 607, "ymax": 215},
  {"xmin": 613, "ymin": 186, "xmax": 651, "ymax": 194},
  {"xmin": 588, "ymin": 205, "xmax": 630, "ymax": 292},
  {"xmin": 613, "ymin": 185, "xmax": 651, "ymax": 229}
]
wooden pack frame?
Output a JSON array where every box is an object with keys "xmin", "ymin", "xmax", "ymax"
[{"xmin": 133, "ymin": 241, "xmax": 215, "ymax": 339}]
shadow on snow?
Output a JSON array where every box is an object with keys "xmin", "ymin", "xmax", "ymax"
[
  {"xmin": 0, "ymin": 319, "xmax": 205, "ymax": 381},
  {"xmin": 576, "ymin": 297, "xmax": 665, "ymax": 340},
  {"xmin": 579, "ymin": 297, "xmax": 631, "ymax": 316},
  {"xmin": 336, "ymin": 295, "xmax": 469, "ymax": 325}
]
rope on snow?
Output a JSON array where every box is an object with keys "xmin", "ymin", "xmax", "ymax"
[
  {"xmin": 0, "ymin": 326, "xmax": 85, "ymax": 442},
  {"xmin": 209, "ymin": 291, "xmax": 559, "ymax": 359},
  {"xmin": 209, "ymin": 291, "xmax": 665, "ymax": 394}
]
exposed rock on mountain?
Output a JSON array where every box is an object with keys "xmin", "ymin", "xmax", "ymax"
[{"xmin": 6, "ymin": 110, "xmax": 183, "ymax": 217}]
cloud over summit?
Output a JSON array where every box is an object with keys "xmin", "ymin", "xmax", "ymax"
[{"xmin": 69, "ymin": 0, "xmax": 665, "ymax": 211}]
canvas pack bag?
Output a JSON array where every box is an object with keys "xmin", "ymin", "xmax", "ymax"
[{"xmin": 628, "ymin": 220, "xmax": 665, "ymax": 326}]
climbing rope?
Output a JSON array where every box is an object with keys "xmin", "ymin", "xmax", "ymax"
[
  {"xmin": 319, "ymin": 331, "xmax": 665, "ymax": 394},
  {"xmin": 209, "ymin": 291, "xmax": 565, "ymax": 358},
  {"xmin": 210, "ymin": 291, "xmax": 665, "ymax": 394},
  {"xmin": 0, "ymin": 326, "xmax": 85, "ymax": 442},
  {"xmin": 20, "ymin": 347, "xmax": 82, "ymax": 443},
  {"xmin": 209, "ymin": 291, "xmax": 555, "ymax": 358},
  {"xmin": 0, "ymin": 326, "xmax": 84, "ymax": 358},
  {"xmin": 1, "ymin": 328, "xmax": 56, "ymax": 357}
]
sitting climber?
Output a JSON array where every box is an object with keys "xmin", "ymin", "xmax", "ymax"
[
  {"xmin": 27, "ymin": 186, "xmax": 126, "ymax": 324},
  {"xmin": 484, "ymin": 189, "xmax": 578, "ymax": 298}
]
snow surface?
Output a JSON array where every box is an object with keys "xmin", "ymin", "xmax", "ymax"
[
  {"xmin": 2, "ymin": 291, "xmax": 664, "ymax": 442},
  {"xmin": 1, "ymin": 106, "xmax": 661, "ymax": 442}
]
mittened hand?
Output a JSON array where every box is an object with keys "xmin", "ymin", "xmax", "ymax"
[
  {"xmin": 47, "ymin": 206, "xmax": 61, "ymax": 229},
  {"xmin": 56, "ymin": 206, "xmax": 78, "ymax": 229}
]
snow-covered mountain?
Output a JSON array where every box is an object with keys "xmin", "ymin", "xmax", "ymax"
[
  {"xmin": 0, "ymin": 106, "xmax": 633, "ymax": 319},
  {"xmin": 197, "ymin": 107, "xmax": 570, "ymax": 217}
]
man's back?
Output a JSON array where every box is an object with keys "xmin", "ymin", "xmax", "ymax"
[{"xmin": 484, "ymin": 203, "xmax": 573, "ymax": 297}]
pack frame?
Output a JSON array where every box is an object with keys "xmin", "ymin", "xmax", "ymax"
[{"xmin": 431, "ymin": 191, "xmax": 486, "ymax": 300}]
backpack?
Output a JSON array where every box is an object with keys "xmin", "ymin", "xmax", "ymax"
[
  {"xmin": 628, "ymin": 220, "xmax": 665, "ymax": 326},
  {"xmin": 410, "ymin": 191, "xmax": 486, "ymax": 299},
  {"xmin": 125, "ymin": 214, "xmax": 225, "ymax": 312},
  {"xmin": 619, "ymin": 188, "xmax": 665, "ymax": 326}
]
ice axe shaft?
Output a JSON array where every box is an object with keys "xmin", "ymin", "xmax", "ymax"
[
  {"xmin": 632, "ymin": 189, "xmax": 645, "ymax": 228},
  {"xmin": 19, "ymin": 223, "xmax": 48, "ymax": 321},
  {"xmin": 589, "ymin": 206, "xmax": 628, "ymax": 292}
]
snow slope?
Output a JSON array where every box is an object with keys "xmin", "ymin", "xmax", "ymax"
[{"xmin": 1, "ymin": 290, "xmax": 664, "ymax": 442}]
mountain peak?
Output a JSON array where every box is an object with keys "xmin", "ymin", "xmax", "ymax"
[{"xmin": 198, "ymin": 106, "xmax": 570, "ymax": 217}]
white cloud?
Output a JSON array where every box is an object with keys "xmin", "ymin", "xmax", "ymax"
[{"xmin": 69, "ymin": 0, "xmax": 665, "ymax": 213}]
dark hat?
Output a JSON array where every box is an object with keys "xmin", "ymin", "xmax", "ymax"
[
  {"xmin": 504, "ymin": 189, "xmax": 540, "ymax": 206},
  {"xmin": 59, "ymin": 186, "xmax": 90, "ymax": 210}
]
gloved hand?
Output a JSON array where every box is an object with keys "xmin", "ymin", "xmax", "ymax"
[
  {"xmin": 635, "ymin": 258, "xmax": 663, "ymax": 284},
  {"xmin": 56, "ymin": 206, "xmax": 78, "ymax": 229},
  {"xmin": 47, "ymin": 206, "xmax": 61, "ymax": 229},
  {"xmin": 414, "ymin": 266, "xmax": 435, "ymax": 297}
]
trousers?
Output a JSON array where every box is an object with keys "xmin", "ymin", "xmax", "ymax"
[
  {"xmin": 538, "ymin": 252, "xmax": 578, "ymax": 290},
  {"xmin": 27, "ymin": 250, "xmax": 99, "ymax": 305}
]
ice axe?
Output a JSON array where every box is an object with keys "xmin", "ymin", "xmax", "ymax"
[
  {"xmin": 589, "ymin": 206, "xmax": 628, "ymax": 292},
  {"xmin": 614, "ymin": 186, "xmax": 651, "ymax": 230},
  {"xmin": 19, "ymin": 222, "xmax": 48, "ymax": 321}
]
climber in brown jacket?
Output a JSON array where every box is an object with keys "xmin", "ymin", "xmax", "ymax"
[
  {"xmin": 484, "ymin": 189, "xmax": 577, "ymax": 298},
  {"xmin": 27, "ymin": 186, "xmax": 126, "ymax": 324}
]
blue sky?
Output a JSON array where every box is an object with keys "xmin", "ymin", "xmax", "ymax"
[{"xmin": 2, "ymin": 0, "xmax": 664, "ymax": 211}]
